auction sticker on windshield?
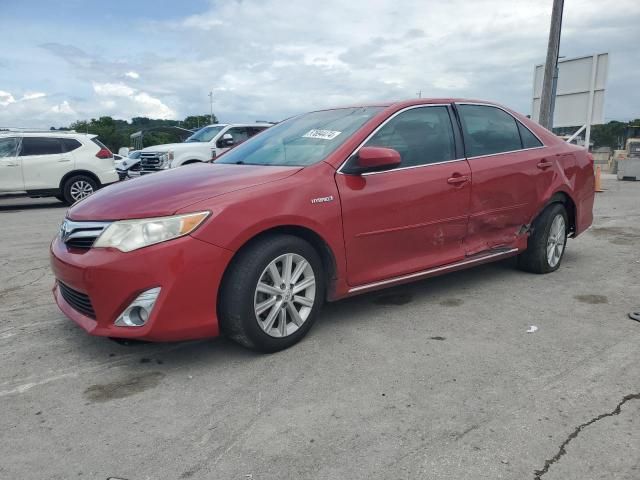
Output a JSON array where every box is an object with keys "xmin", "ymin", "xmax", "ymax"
[{"xmin": 303, "ymin": 129, "xmax": 342, "ymax": 140}]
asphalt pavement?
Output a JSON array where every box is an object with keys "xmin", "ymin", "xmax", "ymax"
[{"xmin": 1, "ymin": 175, "xmax": 638, "ymax": 480}]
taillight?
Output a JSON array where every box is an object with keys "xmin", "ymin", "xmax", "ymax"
[{"xmin": 96, "ymin": 147, "xmax": 112, "ymax": 159}]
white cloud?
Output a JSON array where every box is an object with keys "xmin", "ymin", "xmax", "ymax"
[
  {"xmin": 0, "ymin": 90, "xmax": 16, "ymax": 106},
  {"xmin": 93, "ymin": 82, "xmax": 136, "ymax": 97},
  {"xmin": 92, "ymin": 82, "xmax": 174, "ymax": 119},
  {"xmin": 50, "ymin": 100, "xmax": 75, "ymax": 115},
  {"xmin": 124, "ymin": 71, "xmax": 140, "ymax": 79},
  {"xmin": 22, "ymin": 92, "xmax": 46, "ymax": 101},
  {"xmin": 132, "ymin": 92, "xmax": 174, "ymax": 118}
]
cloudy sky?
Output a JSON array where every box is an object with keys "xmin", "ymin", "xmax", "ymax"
[{"xmin": 1, "ymin": 0, "xmax": 638, "ymax": 128}]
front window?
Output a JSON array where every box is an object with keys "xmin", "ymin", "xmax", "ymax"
[
  {"xmin": 216, "ymin": 107, "xmax": 383, "ymax": 167},
  {"xmin": 363, "ymin": 106, "xmax": 457, "ymax": 167},
  {"xmin": 185, "ymin": 126, "xmax": 225, "ymax": 143}
]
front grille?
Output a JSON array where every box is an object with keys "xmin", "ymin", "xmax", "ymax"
[
  {"xmin": 60, "ymin": 219, "xmax": 110, "ymax": 250},
  {"xmin": 66, "ymin": 237, "xmax": 97, "ymax": 249},
  {"xmin": 139, "ymin": 152, "xmax": 165, "ymax": 172},
  {"xmin": 59, "ymin": 282, "xmax": 96, "ymax": 319}
]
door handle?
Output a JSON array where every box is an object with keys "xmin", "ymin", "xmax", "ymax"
[
  {"xmin": 3, "ymin": 162, "xmax": 19, "ymax": 167},
  {"xmin": 447, "ymin": 175, "xmax": 469, "ymax": 185},
  {"xmin": 537, "ymin": 159, "xmax": 553, "ymax": 169},
  {"xmin": 58, "ymin": 158, "xmax": 71, "ymax": 163}
]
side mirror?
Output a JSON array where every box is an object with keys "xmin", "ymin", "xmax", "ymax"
[
  {"xmin": 217, "ymin": 133, "xmax": 235, "ymax": 148},
  {"xmin": 352, "ymin": 146, "xmax": 401, "ymax": 173}
]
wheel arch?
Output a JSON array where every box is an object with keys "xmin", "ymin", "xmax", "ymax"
[
  {"xmin": 59, "ymin": 170, "xmax": 102, "ymax": 191},
  {"xmin": 181, "ymin": 159, "xmax": 203, "ymax": 165},
  {"xmin": 219, "ymin": 224, "xmax": 339, "ymax": 302},
  {"xmin": 540, "ymin": 190, "xmax": 577, "ymax": 236}
]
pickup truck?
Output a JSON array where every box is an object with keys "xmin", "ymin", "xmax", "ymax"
[{"xmin": 129, "ymin": 123, "xmax": 271, "ymax": 176}]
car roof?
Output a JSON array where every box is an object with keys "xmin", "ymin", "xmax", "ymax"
[
  {"xmin": 313, "ymin": 98, "xmax": 505, "ymax": 112},
  {"xmin": 0, "ymin": 130, "xmax": 97, "ymax": 139},
  {"xmin": 200, "ymin": 123, "xmax": 272, "ymax": 128}
]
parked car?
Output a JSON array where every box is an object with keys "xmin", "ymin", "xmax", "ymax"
[
  {"xmin": 132, "ymin": 123, "xmax": 270, "ymax": 176},
  {"xmin": 50, "ymin": 99, "xmax": 594, "ymax": 352},
  {"xmin": 115, "ymin": 150, "xmax": 142, "ymax": 180},
  {"xmin": 0, "ymin": 131, "xmax": 118, "ymax": 204}
]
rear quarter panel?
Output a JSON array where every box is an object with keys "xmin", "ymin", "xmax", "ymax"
[
  {"xmin": 512, "ymin": 113, "xmax": 593, "ymax": 236},
  {"xmin": 568, "ymin": 146, "xmax": 595, "ymax": 235}
]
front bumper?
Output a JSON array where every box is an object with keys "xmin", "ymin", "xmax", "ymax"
[{"xmin": 50, "ymin": 234, "xmax": 234, "ymax": 341}]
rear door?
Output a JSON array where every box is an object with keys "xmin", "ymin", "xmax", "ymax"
[
  {"xmin": 336, "ymin": 105, "xmax": 471, "ymax": 287},
  {"xmin": 455, "ymin": 103, "xmax": 552, "ymax": 254},
  {"xmin": 0, "ymin": 136, "xmax": 23, "ymax": 192},
  {"xmin": 21, "ymin": 137, "xmax": 74, "ymax": 190}
]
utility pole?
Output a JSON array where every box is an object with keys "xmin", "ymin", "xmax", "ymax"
[
  {"xmin": 208, "ymin": 91, "xmax": 214, "ymax": 125},
  {"xmin": 416, "ymin": 90, "xmax": 422, "ymax": 99},
  {"xmin": 538, "ymin": 0, "xmax": 564, "ymax": 130}
]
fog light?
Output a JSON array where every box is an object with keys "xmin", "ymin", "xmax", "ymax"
[{"xmin": 115, "ymin": 287, "xmax": 161, "ymax": 327}]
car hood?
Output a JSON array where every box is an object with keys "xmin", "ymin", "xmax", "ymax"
[{"xmin": 68, "ymin": 163, "xmax": 302, "ymax": 221}]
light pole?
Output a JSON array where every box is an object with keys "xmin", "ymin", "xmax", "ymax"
[
  {"xmin": 538, "ymin": 0, "xmax": 564, "ymax": 130},
  {"xmin": 208, "ymin": 91, "xmax": 214, "ymax": 124}
]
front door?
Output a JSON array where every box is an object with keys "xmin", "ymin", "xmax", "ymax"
[
  {"xmin": 20, "ymin": 137, "xmax": 73, "ymax": 190},
  {"xmin": 336, "ymin": 105, "xmax": 471, "ymax": 287},
  {"xmin": 0, "ymin": 136, "xmax": 23, "ymax": 192}
]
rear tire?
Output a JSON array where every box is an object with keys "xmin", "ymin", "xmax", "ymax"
[
  {"xmin": 219, "ymin": 235, "xmax": 325, "ymax": 352},
  {"xmin": 517, "ymin": 203, "xmax": 568, "ymax": 274},
  {"xmin": 63, "ymin": 175, "xmax": 98, "ymax": 205}
]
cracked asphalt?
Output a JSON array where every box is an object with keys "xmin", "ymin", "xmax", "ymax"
[{"xmin": 1, "ymin": 175, "xmax": 639, "ymax": 480}]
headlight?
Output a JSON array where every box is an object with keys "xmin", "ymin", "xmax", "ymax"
[
  {"xmin": 159, "ymin": 150, "xmax": 174, "ymax": 168},
  {"xmin": 93, "ymin": 211, "xmax": 210, "ymax": 252}
]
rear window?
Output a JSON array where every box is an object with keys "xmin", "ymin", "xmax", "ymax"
[
  {"xmin": 61, "ymin": 138, "xmax": 82, "ymax": 152},
  {"xmin": 517, "ymin": 122, "xmax": 543, "ymax": 149},
  {"xmin": 91, "ymin": 138, "xmax": 109, "ymax": 150},
  {"xmin": 0, "ymin": 137, "xmax": 18, "ymax": 157},
  {"xmin": 457, "ymin": 104, "xmax": 522, "ymax": 157},
  {"xmin": 20, "ymin": 137, "xmax": 63, "ymax": 156}
]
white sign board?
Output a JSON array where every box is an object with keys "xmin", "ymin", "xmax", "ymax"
[{"xmin": 532, "ymin": 53, "xmax": 608, "ymax": 128}]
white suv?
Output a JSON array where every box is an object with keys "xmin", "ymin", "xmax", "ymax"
[
  {"xmin": 0, "ymin": 131, "xmax": 119, "ymax": 204},
  {"xmin": 132, "ymin": 123, "xmax": 270, "ymax": 176}
]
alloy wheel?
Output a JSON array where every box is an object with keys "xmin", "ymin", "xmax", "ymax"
[
  {"xmin": 254, "ymin": 253, "xmax": 316, "ymax": 338},
  {"xmin": 546, "ymin": 214, "xmax": 566, "ymax": 267},
  {"xmin": 70, "ymin": 180, "xmax": 94, "ymax": 201}
]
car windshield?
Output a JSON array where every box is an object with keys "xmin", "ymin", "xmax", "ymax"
[
  {"xmin": 216, "ymin": 107, "xmax": 383, "ymax": 167},
  {"xmin": 185, "ymin": 126, "xmax": 225, "ymax": 143},
  {"xmin": 128, "ymin": 151, "xmax": 141, "ymax": 159}
]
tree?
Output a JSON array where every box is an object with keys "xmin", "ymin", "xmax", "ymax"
[
  {"xmin": 70, "ymin": 116, "xmax": 128, "ymax": 151},
  {"xmin": 591, "ymin": 121, "xmax": 627, "ymax": 150},
  {"xmin": 182, "ymin": 114, "xmax": 217, "ymax": 129}
]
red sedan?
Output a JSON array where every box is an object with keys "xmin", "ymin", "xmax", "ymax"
[{"xmin": 50, "ymin": 99, "xmax": 595, "ymax": 352}]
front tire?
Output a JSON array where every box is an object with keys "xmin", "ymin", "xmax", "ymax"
[
  {"xmin": 62, "ymin": 175, "xmax": 98, "ymax": 205},
  {"xmin": 219, "ymin": 235, "xmax": 325, "ymax": 352},
  {"xmin": 517, "ymin": 203, "xmax": 568, "ymax": 274}
]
